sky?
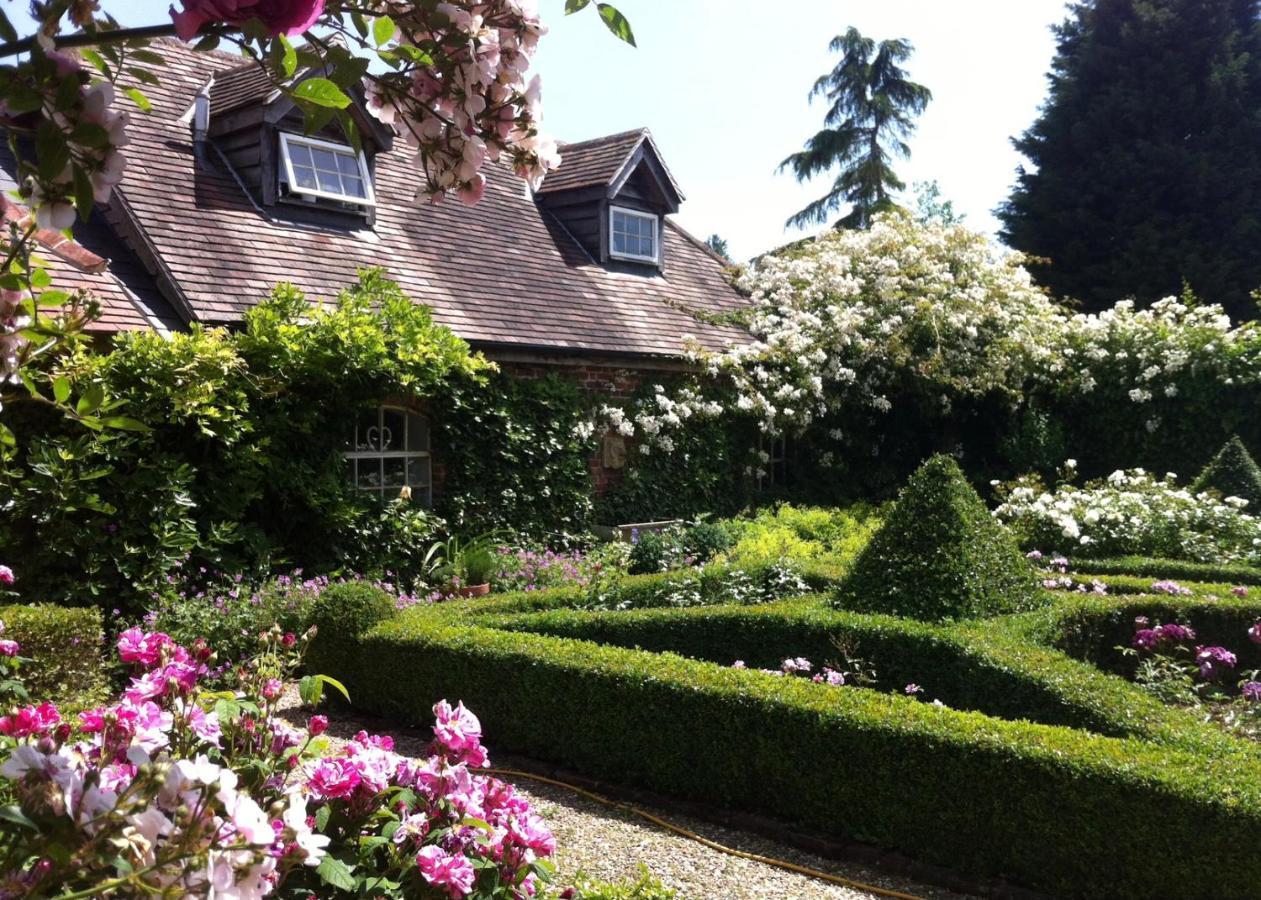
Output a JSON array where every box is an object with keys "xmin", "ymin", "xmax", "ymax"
[
  {"xmin": 534, "ymin": 0, "xmax": 1071, "ymax": 260},
  {"xmin": 89, "ymin": 0, "xmax": 1072, "ymax": 261}
]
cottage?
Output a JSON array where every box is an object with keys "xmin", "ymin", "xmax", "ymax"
[{"xmin": 6, "ymin": 39, "xmax": 748, "ymax": 503}]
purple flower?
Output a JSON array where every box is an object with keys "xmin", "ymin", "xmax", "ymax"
[
  {"xmin": 1248, "ymin": 621, "xmax": 1261, "ymax": 645},
  {"xmin": 1151, "ymin": 580, "xmax": 1192, "ymax": 596},
  {"xmin": 904, "ymin": 683, "xmax": 923, "ymax": 695},
  {"xmin": 1195, "ymin": 646, "xmax": 1237, "ymax": 680},
  {"xmin": 1232, "ymin": 586, "xmax": 1249, "ymax": 598},
  {"xmin": 1242, "ymin": 682, "xmax": 1261, "ymax": 703}
]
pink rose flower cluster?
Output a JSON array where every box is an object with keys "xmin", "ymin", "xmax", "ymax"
[
  {"xmin": 170, "ymin": 0, "xmax": 326, "ymax": 42},
  {"xmin": 361, "ymin": 1, "xmax": 560, "ymax": 204},
  {"xmin": 300, "ymin": 698, "xmax": 554, "ymax": 898},
  {"xmin": 0, "ymin": 624, "xmax": 554, "ymax": 898}
]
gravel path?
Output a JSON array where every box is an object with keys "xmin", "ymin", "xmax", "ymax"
[{"xmin": 279, "ymin": 690, "xmax": 971, "ymax": 900}]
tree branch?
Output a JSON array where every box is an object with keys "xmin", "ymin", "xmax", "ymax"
[{"xmin": 0, "ymin": 23, "xmax": 223, "ymax": 59}]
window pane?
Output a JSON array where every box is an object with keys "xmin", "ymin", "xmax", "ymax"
[
  {"xmin": 407, "ymin": 413, "xmax": 429, "ymax": 452},
  {"xmin": 381, "ymin": 409, "xmax": 405, "ymax": 452},
  {"xmin": 357, "ymin": 459, "xmax": 382, "ymax": 489},
  {"xmin": 292, "ymin": 164, "xmax": 319, "ymax": 190},
  {"xmin": 342, "ymin": 175, "xmax": 366, "ymax": 199},
  {"xmin": 337, "ymin": 154, "xmax": 360, "ymax": 176},
  {"xmin": 289, "ymin": 142, "xmax": 312, "ymax": 167},
  {"xmin": 613, "ymin": 232, "xmax": 627, "ymax": 254},
  {"xmin": 383, "ymin": 457, "xmax": 407, "ymax": 488},
  {"xmin": 316, "ymin": 168, "xmax": 342, "ymax": 193},
  {"xmin": 407, "ymin": 457, "xmax": 431, "ymax": 488},
  {"xmin": 355, "ymin": 409, "xmax": 378, "ymax": 451}
]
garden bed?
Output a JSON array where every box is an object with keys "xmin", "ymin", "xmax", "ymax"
[{"xmin": 311, "ymin": 571, "xmax": 1261, "ymax": 899}]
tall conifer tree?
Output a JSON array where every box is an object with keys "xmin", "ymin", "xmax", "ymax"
[{"xmin": 999, "ymin": 0, "xmax": 1261, "ymax": 319}]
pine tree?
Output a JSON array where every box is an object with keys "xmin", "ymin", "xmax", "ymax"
[
  {"xmin": 704, "ymin": 234, "xmax": 732, "ymax": 261},
  {"xmin": 780, "ymin": 28, "xmax": 931, "ymax": 230},
  {"xmin": 998, "ymin": 0, "xmax": 1261, "ymax": 320}
]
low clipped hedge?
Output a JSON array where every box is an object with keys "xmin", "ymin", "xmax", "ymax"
[
  {"xmin": 0, "ymin": 604, "xmax": 106, "ymax": 705},
  {"xmin": 1049, "ymin": 592, "xmax": 1261, "ymax": 675},
  {"xmin": 1070, "ymin": 555, "xmax": 1261, "ymax": 586},
  {"xmin": 317, "ymin": 584, "xmax": 1261, "ymax": 897}
]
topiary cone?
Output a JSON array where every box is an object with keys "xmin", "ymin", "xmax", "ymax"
[
  {"xmin": 1192, "ymin": 435, "xmax": 1261, "ymax": 510},
  {"xmin": 835, "ymin": 454, "xmax": 1040, "ymax": 620}
]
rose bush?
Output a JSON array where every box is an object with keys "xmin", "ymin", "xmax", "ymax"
[
  {"xmin": 0, "ymin": 624, "xmax": 555, "ymax": 897},
  {"xmin": 995, "ymin": 467, "xmax": 1261, "ymax": 564}
]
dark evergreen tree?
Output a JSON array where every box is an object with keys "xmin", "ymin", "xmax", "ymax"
[
  {"xmin": 780, "ymin": 28, "xmax": 931, "ymax": 230},
  {"xmin": 998, "ymin": 0, "xmax": 1261, "ymax": 320},
  {"xmin": 704, "ymin": 234, "xmax": 732, "ymax": 261}
]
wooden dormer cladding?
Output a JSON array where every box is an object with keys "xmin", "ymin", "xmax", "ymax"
[
  {"xmin": 205, "ymin": 65, "xmax": 392, "ymax": 227},
  {"xmin": 535, "ymin": 128, "xmax": 684, "ymax": 273}
]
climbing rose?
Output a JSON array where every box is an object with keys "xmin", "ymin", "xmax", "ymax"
[{"xmin": 169, "ymin": 0, "xmax": 325, "ymax": 42}]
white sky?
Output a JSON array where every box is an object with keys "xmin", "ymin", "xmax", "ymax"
[{"xmin": 534, "ymin": 0, "xmax": 1070, "ymax": 260}]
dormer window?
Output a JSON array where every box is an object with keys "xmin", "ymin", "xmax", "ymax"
[
  {"xmin": 278, "ymin": 132, "xmax": 375, "ymax": 207},
  {"xmin": 609, "ymin": 206, "xmax": 658, "ymax": 263}
]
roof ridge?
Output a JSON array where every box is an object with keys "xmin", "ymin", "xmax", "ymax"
[{"xmin": 557, "ymin": 127, "xmax": 648, "ymax": 149}]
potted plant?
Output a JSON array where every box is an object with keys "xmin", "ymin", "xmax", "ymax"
[{"xmin": 424, "ymin": 533, "xmax": 500, "ymax": 598}]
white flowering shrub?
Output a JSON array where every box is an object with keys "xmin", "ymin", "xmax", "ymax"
[{"xmin": 994, "ymin": 468, "xmax": 1261, "ymax": 564}]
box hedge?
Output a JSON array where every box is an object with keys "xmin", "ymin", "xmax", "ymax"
[
  {"xmin": 836, "ymin": 455, "xmax": 1040, "ymax": 620},
  {"xmin": 316, "ymin": 585, "xmax": 1261, "ymax": 897},
  {"xmin": 1192, "ymin": 435, "xmax": 1261, "ymax": 508},
  {"xmin": 1070, "ymin": 555, "xmax": 1261, "ymax": 586},
  {"xmin": 0, "ymin": 604, "xmax": 107, "ymax": 706}
]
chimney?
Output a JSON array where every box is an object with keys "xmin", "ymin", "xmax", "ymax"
[{"xmin": 192, "ymin": 80, "xmax": 212, "ymax": 158}]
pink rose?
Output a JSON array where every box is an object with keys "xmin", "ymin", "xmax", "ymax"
[
  {"xmin": 305, "ymin": 757, "xmax": 361, "ymax": 801},
  {"xmin": 169, "ymin": 0, "xmax": 326, "ymax": 43},
  {"xmin": 262, "ymin": 678, "xmax": 283, "ymax": 701},
  {"xmin": 308, "ymin": 714, "xmax": 328, "ymax": 736},
  {"xmin": 0, "ymin": 565, "xmax": 13, "ymax": 585},
  {"xmin": 0, "ymin": 639, "xmax": 18, "ymax": 657},
  {"xmin": 416, "ymin": 845, "xmax": 476, "ymax": 898},
  {"xmin": 0, "ymin": 701, "xmax": 61, "ymax": 739}
]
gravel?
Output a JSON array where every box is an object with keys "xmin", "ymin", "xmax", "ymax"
[{"xmin": 279, "ymin": 690, "xmax": 970, "ymax": 900}]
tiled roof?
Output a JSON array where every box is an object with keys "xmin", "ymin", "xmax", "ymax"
[
  {"xmin": 101, "ymin": 40, "xmax": 748, "ymax": 358},
  {"xmin": 0, "ymin": 151, "xmax": 181, "ymax": 334},
  {"xmin": 536, "ymin": 128, "xmax": 646, "ymax": 195},
  {"xmin": 208, "ymin": 61, "xmax": 275, "ymax": 114}
]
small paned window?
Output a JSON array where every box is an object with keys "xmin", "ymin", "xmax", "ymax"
[
  {"xmin": 609, "ymin": 206, "xmax": 658, "ymax": 262},
  {"xmin": 279, "ymin": 132, "xmax": 375, "ymax": 206},
  {"xmin": 344, "ymin": 406, "xmax": 431, "ymax": 504}
]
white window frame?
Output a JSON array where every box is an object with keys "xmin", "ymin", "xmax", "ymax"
[
  {"xmin": 278, "ymin": 132, "xmax": 376, "ymax": 207},
  {"xmin": 344, "ymin": 405, "xmax": 431, "ymax": 505},
  {"xmin": 608, "ymin": 205, "xmax": 659, "ymax": 263}
]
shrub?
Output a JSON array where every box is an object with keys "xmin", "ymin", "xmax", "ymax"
[
  {"xmin": 837, "ymin": 456, "xmax": 1040, "ymax": 620},
  {"xmin": 995, "ymin": 468, "xmax": 1261, "ymax": 564},
  {"xmin": 571, "ymin": 866, "xmax": 677, "ymax": 899},
  {"xmin": 626, "ymin": 530, "xmax": 678, "ymax": 575},
  {"xmin": 682, "ymin": 521, "xmax": 734, "ymax": 564},
  {"xmin": 317, "ymin": 589, "xmax": 1261, "ymax": 899},
  {"xmin": 1193, "ymin": 435, "xmax": 1261, "ymax": 510},
  {"xmin": 306, "ymin": 581, "xmax": 399, "ymax": 676},
  {"xmin": 0, "ymin": 604, "xmax": 105, "ymax": 706},
  {"xmin": 718, "ymin": 504, "xmax": 880, "ymax": 570},
  {"xmin": 1070, "ymin": 555, "xmax": 1261, "ymax": 586}
]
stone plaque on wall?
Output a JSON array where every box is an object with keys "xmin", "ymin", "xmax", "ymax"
[{"xmin": 603, "ymin": 434, "xmax": 627, "ymax": 469}]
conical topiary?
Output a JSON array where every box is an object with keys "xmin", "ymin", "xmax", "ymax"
[
  {"xmin": 1192, "ymin": 436, "xmax": 1261, "ymax": 510},
  {"xmin": 836, "ymin": 454, "xmax": 1040, "ymax": 621}
]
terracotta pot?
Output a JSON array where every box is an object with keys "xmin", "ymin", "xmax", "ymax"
[{"xmin": 453, "ymin": 583, "xmax": 491, "ymax": 598}]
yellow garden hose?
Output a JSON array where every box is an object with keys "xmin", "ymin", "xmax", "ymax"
[{"xmin": 479, "ymin": 767, "xmax": 926, "ymax": 900}]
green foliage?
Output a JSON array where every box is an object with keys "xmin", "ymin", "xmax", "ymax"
[
  {"xmin": 596, "ymin": 398, "xmax": 754, "ymax": 525},
  {"xmin": 719, "ymin": 504, "xmax": 880, "ymax": 570},
  {"xmin": 306, "ymin": 581, "xmax": 398, "ymax": 676},
  {"xmin": 1193, "ymin": 435, "xmax": 1261, "ymax": 509},
  {"xmin": 315, "ymin": 585, "xmax": 1261, "ymax": 898},
  {"xmin": 997, "ymin": 0, "xmax": 1261, "ymax": 319},
  {"xmin": 0, "ymin": 604, "xmax": 106, "ymax": 706},
  {"xmin": 780, "ymin": 27, "xmax": 931, "ymax": 229},
  {"xmin": 838, "ymin": 456, "xmax": 1040, "ymax": 620},
  {"xmin": 0, "ymin": 272, "xmax": 500, "ymax": 609},
  {"xmin": 437, "ymin": 371, "xmax": 594, "ymax": 543},
  {"xmin": 569, "ymin": 866, "xmax": 677, "ymax": 900}
]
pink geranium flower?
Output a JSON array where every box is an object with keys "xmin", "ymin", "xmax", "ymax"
[{"xmin": 416, "ymin": 845, "xmax": 476, "ymax": 898}]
